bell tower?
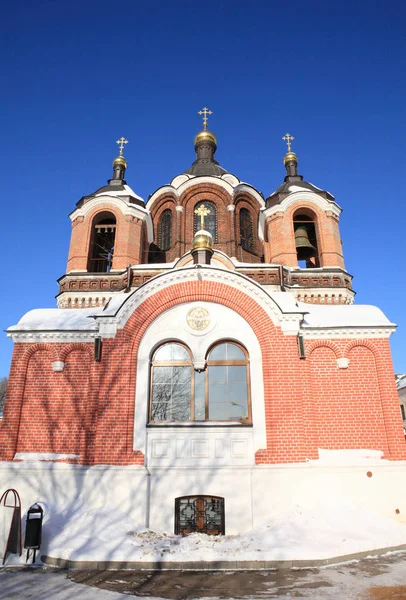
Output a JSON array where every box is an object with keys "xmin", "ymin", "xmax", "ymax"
[
  {"xmin": 262, "ymin": 134, "xmax": 353, "ymax": 304},
  {"xmin": 58, "ymin": 138, "xmax": 152, "ymax": 308}
]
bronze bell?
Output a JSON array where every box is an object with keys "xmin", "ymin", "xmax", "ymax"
[{"xmin": 294, "ymin": 226, "xmax": 317, "ymax": 261}]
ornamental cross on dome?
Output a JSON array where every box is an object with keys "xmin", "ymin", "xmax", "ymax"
[
  {"xmin": 195, "ymin": 204, "xmax": 211, "ymax": 229},
  {"xmin": 198, "ymin": 107, "xmax": 213, "ymax": 130},
  {"xmin": 282, "ymin": 133, "xmax": 294, "ymax": 152},
  {"xmin": 116, "ymin": 136, "xmax": 128, "ymax": 157}
]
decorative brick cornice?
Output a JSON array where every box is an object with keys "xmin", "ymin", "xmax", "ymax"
[
  {"xmin": 7, "ymin": 331, "xmax": 98, "ymax": 343},
  {"xmin": 301, "ymin": 327, "xmax": 394, "ymax": 339}
]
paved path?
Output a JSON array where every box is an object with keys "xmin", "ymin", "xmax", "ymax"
[{"xmin": 1, "ymin": 552, "xmax": 406, "ymax": 599}]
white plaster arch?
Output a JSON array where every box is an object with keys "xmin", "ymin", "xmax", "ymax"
[
  {"xmin": 146, "ymin": 177, "xmax": 235, "ymax": 210},
  {"xmin": 263, "ymin": 191, "xmax": 342, "ymax": 219},
  {"xmin": 95, "ymin": 266, "xmax": 304, "ymax": 338},
  {"xmin": 134, "ymin": 301, "xmax": 267, "ymax": 457},
  {"xmin": 147, "ymin": 177, "xmax": 265, "ymax": 212},
  {"xmin": 233, "ymin": 183, "xmax": 265, "ymax": 207},
  {"xmin": 70, "ymin": 195, "xmax": 154, "ymax": 243}
]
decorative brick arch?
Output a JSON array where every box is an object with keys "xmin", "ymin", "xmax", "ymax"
[
  {"xmin": 306, "ymin": 339, "xmax": 342, "ymax": 359},
  {"xmin": 59, "ymin": 343, "xmax": 93, "ymax": 362},
  {"xmin": 21, "ymin": 343, "xmax": 59, "ymax": 365},
  {"xmin": 344, "ymin": 339, "xmax": 382, "ymax": 360},
  {"xmin": 0, "ymin": 344, "xmax": 58, "ymax": 461}
]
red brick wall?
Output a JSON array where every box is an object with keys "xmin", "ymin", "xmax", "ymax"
[{"xmin": 1, "ymin": 282, "xmax": 404, "ymax": 465}]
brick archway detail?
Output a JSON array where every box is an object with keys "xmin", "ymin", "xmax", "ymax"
[
  {"xmin": 60, "ymin": 343, "xmax": 93, "ymax": 362},
  {"xmin": 306, "ymin": 339, "xmax": 342, "ymax": 359},
  {"xmin": 344, "ymin": 339, "xmax": 381, "ymax": 360}
]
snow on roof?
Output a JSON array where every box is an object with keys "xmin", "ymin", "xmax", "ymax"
[
  {"xmin": 299, "ymin": 302, "xmax": 395, "ymax": 329},
  {"xmin": 95, "ymin": 184, "xmax": 144, "ymax": 204},
  {"xmin": 7, "ymin": 308, "xmax": 102, "ymax": 331},
  {"xmin": 288, "ymin": 185, "xmax": 313, "ymax": 193},
  {"xmin": 396, "ymin": 374, "xmax": 406, "ymax": 390}
]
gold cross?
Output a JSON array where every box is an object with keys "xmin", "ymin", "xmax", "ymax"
[
  {"xmin": 116, "ymin": 137, "xmax": 128, "ymax": 156},
  {"xmin": 198, "ymin": 107, "xmax": 213, "ymax": 130},
  {"xmin": 195, "ymin": 204, "xmax": 211, "ymax": 229},
  {"xmin": 282, "ymin": 133, "xmax": 294, "ymax": 152}
]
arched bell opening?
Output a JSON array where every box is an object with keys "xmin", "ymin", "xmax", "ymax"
[
  {"xmin": 293, "ymin": 210, "xmax": 320, "ymax": 268},
  {"xmin": 87, "ymin": 211, "xmax": 117, "ymax": 273}
]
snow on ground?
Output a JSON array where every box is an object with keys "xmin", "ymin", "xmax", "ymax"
[{"xmin": 15, "ymin": 499, "xmax": 406, "ymax": 565}]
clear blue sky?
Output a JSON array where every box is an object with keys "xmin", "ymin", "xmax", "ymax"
[{"xmin": 1, "ymin": 0, "xmax": 405, "ymax": 375}]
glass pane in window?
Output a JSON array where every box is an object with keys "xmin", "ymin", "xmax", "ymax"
[
  {"xmin": 228, "ymin": 366, "xmax": 247, "ymax": 383},
  {"xmin": 229, "ymin": 400, "xmax": 248, "ymax": 419},
  {"xmin": 194, "ymin": 371, "xmax": 205, "ymax": 420},
  {"xmin": 209, "ymin": 366, "xmax": 227, "ymax": 382},
  {"xmin": 153, "ymin": 366, "xmax": 172, "ymax": 383},
  {"xmin": 209, "ymin": 383, "xmax": 226, "ymax": 402},
  {"xmin": 152, "ymin": 382, "xmax": 171, "ymax": 403},
  {"xmin": 208, "ymin": 344, "xmax": 227, "ymax": 360},
  {"xmin": 151, "ymin": 380, "xmax": 171, "ymax": 420},
  {"xmin": 209, "ymin": 402, "xmax": 229, "ymax": 420},
  {"xmin": 228, "ymin": 383, "xmax": 248, "ymax": 402},
  {"xmin": 172, "ymin": 386, "xmax": 191, "ymax": 421},
  {"xmin": 154, "ymin": 345, "xmax": 172, "ymax": 361},
  {"xmin": 227, "ymin": 344, "xmax": 245, "ymax": 360},
  {"xmin": 172, "ymin": 345, "xmax": 190, "ymax": 361},
  {"xmin": 154, "ymin": 344, "xmax": 189, "ymax": 361},
  {"xmin": 172, "ymin": 366, "xmax": 191, "ymax": 385}
]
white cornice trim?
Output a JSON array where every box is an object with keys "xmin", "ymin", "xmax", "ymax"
[
  {"xmin": 7, "ymin": 331, "xmax": 97, "ymax": 343},
  {"xmin": 263, "ymin": 191, "xmax": 342, "ymax": 219},
  {"xmin": 301, "ymin": 327, "xmax": 395, "ymax": 339},
  {"xmin": 69, "ymin": 195, "xmax": 154, "ymax": 243}
]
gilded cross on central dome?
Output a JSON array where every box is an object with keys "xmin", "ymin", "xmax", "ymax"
[
  {"xmin": 194, "ymin": 203, "xmax": 211, "ymax": 229},
  {"xmin": 198, "ymin": 107, "xmax": 213, "ymax": 130}
]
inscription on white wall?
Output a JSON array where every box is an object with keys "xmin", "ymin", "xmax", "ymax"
[{"xmin": 147, "ymin": 428, "xmax": 254, "ymax": 466}]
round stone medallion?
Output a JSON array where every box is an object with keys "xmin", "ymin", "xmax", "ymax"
[{"xmin": 186, "ymin": 307, "xmax": 211, "ymax": 331}]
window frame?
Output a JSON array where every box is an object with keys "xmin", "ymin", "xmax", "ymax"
[
  {"xmin": 149, "ymin": 342, "xmax": 194, "ymax": 423},
  {"xmin": 148, "ymin": 340, "xmax": 252, "ymax": 425},
  {"xmin": 158, "ymin": 209, "xmax": 172, "ymax": 252},
  {"xmin": 175, "ymin": 495, "xmax": 225, "ymax": 535},
  {"xmin": 193, "ymin": 201, "xmax": 218, "ymax": 242},
  {"xmin": 239, "ymin": 207, "xmax": 254, "ymax": 252}
]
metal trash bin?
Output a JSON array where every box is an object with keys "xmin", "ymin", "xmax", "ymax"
[{"xmin": 24, "ymin": 503, "xmax": 43, "ymax": 563}]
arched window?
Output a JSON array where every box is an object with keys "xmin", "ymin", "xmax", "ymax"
[
  {"xmin": 293, "ymin": 212, "xmax": 320, "ymax": 268},
  {"xmin": 193, "ymin": 201, "xmax": 217, "ymax": 242},
  {"xmin": 87, "ymin": 212, "xmax": 116, "ymax": 272},
  {"xmin": 239, "ymin": 208, "xmax": 254, "ymax": 251},
  {"xmin": 149, "ymin": 341, "xmax": 251, "ymax": 423},
  {"xmin": 150, "ymin": 343, "xmax": 193, "ymax": 422},
  {"xmin": 205, "ymin": 342, "xmax": 250, "ymax": 421},
  {"xmin": 158, "ymin": 209, "xmax": 172, "ymax": 251}
]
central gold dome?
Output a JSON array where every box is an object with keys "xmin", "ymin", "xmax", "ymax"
[{"xmin": 194, "ymin": 130, "xmax": 217, "ymax": 146}]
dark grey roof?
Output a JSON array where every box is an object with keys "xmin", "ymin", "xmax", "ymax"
[
  {"xmin": 266, "ymin": 176, "xmax": 334, "ymax": 208},
  {"xmin": 184, "ymin": 159, "xmax": 228, "ymax": 177}
]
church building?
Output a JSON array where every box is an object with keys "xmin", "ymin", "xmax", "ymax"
[{"xmin": 1, "ymin": 110, "xmax": 405, "ymax": 537}]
